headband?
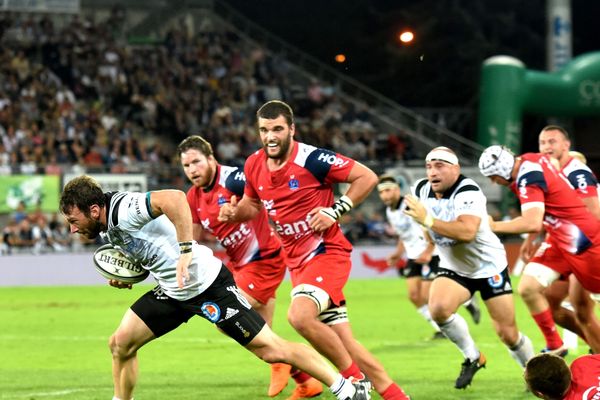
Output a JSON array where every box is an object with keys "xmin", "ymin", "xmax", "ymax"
[{"xmin": 425, "ymin": 148, "xmax": 459, "ymax": 165}]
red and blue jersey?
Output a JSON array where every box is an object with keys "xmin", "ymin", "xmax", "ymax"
[
  {"xmin": 512, "ymin": 153, "xmax": 600, "ymax": 255},
  {"xmin": 564, "ymin": 355, "xmax": 600, "ymax": 400},
  {"xmin": 187, "ymin": 164, "xmax": 281, "ymax": 269},
  {"xmin": 561, "ymin": 156, "xmax": 599, "ymax": 199},
  {"xmin": 243, "ymin": 142, "xmax": 354, "ymax": 269}
]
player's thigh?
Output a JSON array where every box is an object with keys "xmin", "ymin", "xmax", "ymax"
[
  {"xmin": 428, "ymin": 274, "xmax": 472, "ymax": 316},
  {"xmin": 112, "ymin": 308, "xmax": 156, "ymax": 351},
  {"xmin": 568, "ymin": 275, "xmax": 597, "ymax": 318},
  {"xmin": 129, "ymin": 286, "xmax": 194, "ymax": 340}
]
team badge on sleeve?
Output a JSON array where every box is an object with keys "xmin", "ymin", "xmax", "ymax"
[{"xmin": 201, "ymin": 302, "xmax": 221, "ymax": 322}]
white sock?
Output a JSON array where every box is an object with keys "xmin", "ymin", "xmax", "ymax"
[
  {"xmin": 330, "ymin": 374, "xmax": 355, "ymax": 400},
  {"xmin": 417, "ymin": 304, "xmax": 441, "ymax": 331},
  {"xmin": 508, "ymin": 332, "xmax": 535, "ymax": 368},
  {"xmin": 438, "ymin": 314, "xmax": 479, "ymax": 361}
]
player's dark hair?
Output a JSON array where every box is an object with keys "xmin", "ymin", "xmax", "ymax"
[
  {"xmin": 378, "ymin": 174, "xmax": 398, "ymax": 185},
  {"xmin": 524, "ymin": 354, "xmax": 571, "ymax": 399},
  {"xmin": 541, "ymin": 125, "xmax": 570, "ymax": 140},
  {"xmin": 256, "ymin": 100, "xmax": 295, "ymax": 126},
  {"xmin": 177, "ymin": 135, "xmax": 214, "ymax": 157},
  {"xmin": 60, "ymin": 175, "xmax": 105, "ymax": 217}
]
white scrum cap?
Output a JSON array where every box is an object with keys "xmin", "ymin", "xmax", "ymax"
[
  {"xmin": 479, "ymin": 145, "xmax": 515, "ymax": 180},
  {"xmin": 425, "ymin": 147, "xmax": 459, "ymax": 165}
]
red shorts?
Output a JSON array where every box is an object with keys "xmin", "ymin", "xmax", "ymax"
[
  {"xmin": 531, "ymin": 236, "xmax": 600, "ymax": 293},
  {"xmin": 290, "ymin": 252, "xmax": 352, "ymax": 307},
  {"xmin": 231, "ymin": 251, "xmax": 287, "ymax": 305}
]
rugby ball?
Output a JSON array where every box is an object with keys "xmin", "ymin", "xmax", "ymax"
[{"xmin": 93, "ymin": 244, "xmax": 150, "ymax": 284}]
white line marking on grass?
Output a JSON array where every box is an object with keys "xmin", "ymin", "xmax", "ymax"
[{"xmin": 0, "ymin": 388, "xmax": 92, "ymax": 399}]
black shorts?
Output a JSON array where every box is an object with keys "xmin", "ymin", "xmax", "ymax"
[
  {"xmin": 401, "ymin": 255, "xmax": 440, "ymax": 281},
  {"xmin": 435, "ymin": 267, "xmax": 513, "ymax": 301},
  {"xmin": 130, "ymin": 265, "xmax": 266, "ymax": 345}
]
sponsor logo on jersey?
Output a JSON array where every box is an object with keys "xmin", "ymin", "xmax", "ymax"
[
  {"xmin": 576, "ymin": 174, "xmax": 589, "ymax": 194},
  {"xmin": 288, "ymin": 178, "xmax": 299, "ymax": 190},
  {"xmin": 519, "ymin": 178, "xmax": 529, "ymax": 199},
  {"xmin": 218, "ymin": 223, "xmax": 252, "ymax": 248},
  {"xmin": 201, "ymin": 302, "xmax": 221, "ymax": 322},
  {"xmin": 217, "ymin": 194, "xmax": 228, "ymax": 206},
  {"xmin": 274, "ymin": 214, "xmax": 313, "ymax": 240},
  {"xmin": 488, "ymin": 274, "xmax": 504, "ymax": 288},
  {"xmin": 317, "ymin": 152, "xmax": 349, "ymax": 168},
  {"xmin": 235, "ymin": 321, "xmax": 251, "ymax": 338}
]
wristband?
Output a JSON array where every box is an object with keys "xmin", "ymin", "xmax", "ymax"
[
  {"xmin": 179, "ymin": 241, "xmax": 193, "ymax": 247},
  {"xmin": 423, "ymin": 214, "xmax": 434, "ymax": 229},
  {"xmin": 319, "ymin": 195, "xmax": 354, "ymax": 222}
]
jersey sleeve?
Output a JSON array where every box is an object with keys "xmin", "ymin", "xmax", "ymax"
[
  {"xmin": 304, "ymin": 148, "xmax": 355, "ymax": 184},
  {"xmin": 243, "ymin": 156, "xmax": 260, "ymax": 199},
  {"xmin": 118, "ymin": 192, "xmax": 154, "ymax": 230},
  {"xmin": 454, "ymin": 185, "xmax": 486, "ymax": 217},
  {"xmin": 566, "ymin": 169, "xmax": 599, "ymax": 198},
  {"xmin": 186, "ymin": 188, "xmax": 201, "ymax": 224},
  {"xmin": 224, "ymin": 167, "xmax": 246, "ymax": 197},
  {"xmin": 516, "ymin": 161, "xmax": 547, "ymax": 205}
]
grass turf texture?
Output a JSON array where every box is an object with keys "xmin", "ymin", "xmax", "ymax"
[{"xmin": 0, "ymin": 278, "xmax": 586, "ymax": 399}]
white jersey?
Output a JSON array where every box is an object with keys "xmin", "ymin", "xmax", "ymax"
[
  {"xmin": 386, "ymin": 197, "xmax": 430, "ymax": 259},
  {"xmin": 101, "ymin": 191, "xmax": 222, "ymax": 301},
  {"xmin": 412, "ymin": 176, "xmax": 506, "ymax": 278}
]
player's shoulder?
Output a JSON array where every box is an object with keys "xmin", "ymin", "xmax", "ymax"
[
  {"xmin": 518, "ymin": 153, "xmax": 544, "ymax": 175},
  {"xmin": 454, "ymin": 176, "xmax": 481, "ymax": 195},
  {"xmin": 413, "ymin": 178, "xmax": 430, "ymax": 196},
  {"xmin": 563, "ymin": 157, "xmax": 594, "ymax": 176},
  {"xmin": 108, "ymin": 191, "xmax": 143, "ymax": 227}
]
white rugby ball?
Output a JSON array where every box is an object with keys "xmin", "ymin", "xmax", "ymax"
[{"xmin": 93, "ymin": 244, "xmax": 150, "ymax": 284}]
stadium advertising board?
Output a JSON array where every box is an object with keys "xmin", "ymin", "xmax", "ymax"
[
  {"xmin": 0, "ymin": 175, "xmax": 60, "ymax": 213},
  {"xmin": 63, "ymin": 173, "xmax": 147, "ymax": 193}
]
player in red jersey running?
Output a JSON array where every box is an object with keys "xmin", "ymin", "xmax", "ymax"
[
  {"xmin": 525, "ymin": 353, "xmax": 600, "ymax": 399},
  {"xmin": 219, "ymin": 100, "xmax": 410, "ymax": 400},
  {"xmin": 479, "ymin": 145, "xmax": 600, "ymax": 353},
  {"xmin": 519, "ymin": 126, "xmax": 600, "ymax": 355},
  {"xmin": 178, "ymin": 135, "xmax": 321, "ymax": 399}
]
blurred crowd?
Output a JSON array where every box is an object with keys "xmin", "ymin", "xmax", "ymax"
[{"xmin": 0, "ymin": 10, "xmax": 417, "ymax": 255}]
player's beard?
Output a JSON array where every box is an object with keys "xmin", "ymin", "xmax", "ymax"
[
  {"xmin": 82, "ymin": 216, "xmax": 103, "ymax": 239},
  {"xmin": 197, "ymin": 163, "xmax": 215, "ymax": 188},
  {"xmin": 263, "ymin": 134, "xmax": 292, "ymax": 160}
]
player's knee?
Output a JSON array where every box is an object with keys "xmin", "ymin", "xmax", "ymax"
[
  {"xmin": 408, "ymin": 290, "xmax": 420, "ymax": 306},
  {"xmin": 428, "ymin": 302, "xmax": 452, "ymax": 323},
  {"xmin": 109, "ymin": 330, "xmax": 136, "ymax": 359},
  {"xmin": 287, "ymin": 309, "xmax": 312, "ymax": 333}
]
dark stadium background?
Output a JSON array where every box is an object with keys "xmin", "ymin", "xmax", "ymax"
[{"xmin": 225, "ymin": 0, "xmax": 600, "ymax": 153}]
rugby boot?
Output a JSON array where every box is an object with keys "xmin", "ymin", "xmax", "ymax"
[
  {"xmin": 268, "ymin": 363, "xmax": 292, "ymax": 396},
  {"xmin": 454, "ymin": 353, "xmax": 486, "ymax": 389},
  {"xmin": 540, "ymin": 345, "xmax": 568, "ymax": 358},
  {"xmin": 285, "ymin": 377, "xmax": 323, "ymax": 400}
]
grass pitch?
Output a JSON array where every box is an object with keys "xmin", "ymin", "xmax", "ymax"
[{"xmin": 0, "ymin": 278, "xmax": 585, "ymax": 399}]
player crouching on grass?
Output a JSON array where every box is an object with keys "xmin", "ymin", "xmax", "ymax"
[{"xmin": 59, "ymin": 175, "xmax": 372, "ymax": 400}]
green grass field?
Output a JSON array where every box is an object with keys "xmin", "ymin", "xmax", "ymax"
[{"xmin": 0, "ymin": 278, "xmax": 586, "ymax": 400}]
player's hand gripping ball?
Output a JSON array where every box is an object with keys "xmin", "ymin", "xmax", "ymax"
[{"xmin": 93, "ymin": 244, "xmax": 149, "ymax": 284}]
